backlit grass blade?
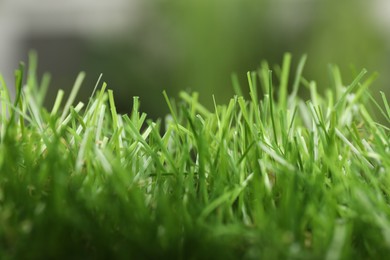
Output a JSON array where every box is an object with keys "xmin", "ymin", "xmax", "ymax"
[
  {"xmin": 334, "ymin": 69, "xmax": 367, "ymax": 111},
  {"xmin": 59, "ymin": 72, "xmax": 85, "ymax": 126},
  {"xmin": 278, "ymin": 52, "xmax": 291, "ymax": 110}
]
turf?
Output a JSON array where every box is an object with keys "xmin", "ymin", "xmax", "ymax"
[{"xmin": 0, "ymin": 52, "xmax": 389, "ymax": 259}]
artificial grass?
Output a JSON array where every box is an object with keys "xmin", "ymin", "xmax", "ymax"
[{"xmin": 0, "ymin": 52, "xmax": 389, "ymax": 259}]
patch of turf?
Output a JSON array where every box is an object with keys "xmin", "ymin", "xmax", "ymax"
[{"xmin": 0, "ymin": 52, "xmax": 389, "ymax": 259}]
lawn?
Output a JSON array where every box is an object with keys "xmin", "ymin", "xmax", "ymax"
[{"xmin": 0, "ymin": 52, "xmax": 389, "ymax": 259}]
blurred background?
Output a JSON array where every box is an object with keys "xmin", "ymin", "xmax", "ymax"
[{"xmin": 0, "ymin": 0, "xmax": 389, "ymax": 119}]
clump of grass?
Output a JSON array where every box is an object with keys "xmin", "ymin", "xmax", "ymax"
[{"xmin": 0, "ymin": 52, "xmax": 389, "ymax": 259}]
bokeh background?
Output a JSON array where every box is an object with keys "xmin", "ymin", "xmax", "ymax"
[{"xmin": 1, "ymin": 0, "xmax": 389, "ymax": 119}]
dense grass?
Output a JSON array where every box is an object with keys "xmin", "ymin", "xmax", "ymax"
[{"xmin": 0, "ymin": 52, "xmax": 389, "ymax": 259}]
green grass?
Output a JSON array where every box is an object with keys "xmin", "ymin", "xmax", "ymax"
[{"xmin": 0, "ymin": 52, "xmax": 389, "ymax": 259}]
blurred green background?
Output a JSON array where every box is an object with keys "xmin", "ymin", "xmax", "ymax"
[{"xmin": 10, "ymin": 0, "xmax": 390, "ymax": 118}]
